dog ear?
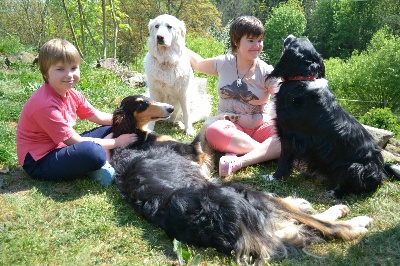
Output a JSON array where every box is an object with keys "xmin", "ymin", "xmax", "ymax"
[
  {"xmin": 284, "ymin": 35, "xmax": 296, "ymax": 48},
  {"xmin": 177, "ymin": 19, "xmax": 186, "ymax": 38},
  {"xmin": 317, "ymin": 56, "xmax": 326, "ymax": 78},
  {"xmin": 112, "ymin": 107, "xmax": 126, "ymax": 137},
  {"xmin": 267, "ymin": 48, "xmax": 299, "ymax": 78},
  {"xmin": 148, "ymin": 18, "xmax": 155, "ymax": 32},
  {"xmin": 112, "ymin": 106, "xmax": 138, "ymax": 136}
]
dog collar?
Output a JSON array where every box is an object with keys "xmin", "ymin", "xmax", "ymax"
[{"xmin": 286, "ymin": 75, "xmax": 316, "ymax": 81}]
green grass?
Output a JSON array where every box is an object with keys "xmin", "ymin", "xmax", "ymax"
[{"xmin": 0, "ymin": 61, "xmax": 399, "ymax": 266}]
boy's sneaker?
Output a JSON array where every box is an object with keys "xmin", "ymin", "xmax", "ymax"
[
  {"xmin": 219, "ymin": 153, "xmax": 242, "ymax": 177},
  {"xmin": 87, "ymin": 162, "xmax": 115, "ymax": 187}
]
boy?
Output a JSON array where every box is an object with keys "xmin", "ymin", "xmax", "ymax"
[{"xmin": 16, "ymin": 38, "xmax": 136, "ymax": 186}]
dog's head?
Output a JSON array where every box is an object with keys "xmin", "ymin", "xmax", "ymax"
[
  {"xmin": 148, "ymin": 14, "xmax": 186, "ymax": 50},
  {"xmin": 268, "ymin": 35, "xmax": 325, "ymax": 80},
  {"xmin": 112, "ymin": 95, "xmax": 174, "ymax": 137}
]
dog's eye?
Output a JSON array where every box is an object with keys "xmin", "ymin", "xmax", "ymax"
[
  {"xmin": 137, "ymin": 101, "xmax": 149, "ymax": 112},
  {"xmin": 155, "ymin": 25, "xmax": 159, "ymax": 29},
  {"xmin": 167, "ymin": 25, "xmax": 172, "ymax": 29}
]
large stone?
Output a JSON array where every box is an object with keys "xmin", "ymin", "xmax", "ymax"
[
  {"xmin": 96, "ymin": 58, "xmax": 146, "ymax": 88},
  {"xmin": 382, "ymin": 150, "xmax": 400, "ymax": 163},
  {"xmin": 5, "ymin": 52, "xmax": 36, "ymax": 65},
  {"xmin": 363, "ymin": 124, "xmax": 394, "ymax": 148}
]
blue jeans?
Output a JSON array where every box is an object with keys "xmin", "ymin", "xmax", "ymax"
[{"xmin": 22, "ymin": 126, "xmax": 112, "ymax": 181}]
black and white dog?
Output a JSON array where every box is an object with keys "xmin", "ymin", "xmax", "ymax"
[
  {"xmin": 267, "ymin": 35, "xmax": 400, "ymax": 198},
  {"xmin": 110, "ymin": 95, "xmax": 373, "ymax": 264}
]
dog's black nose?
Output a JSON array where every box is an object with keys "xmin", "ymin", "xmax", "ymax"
[
  {"xmin": 167, "ymin": 106, "xmax": 174, "ymax": 113},
  {"xmin": 157, "ymin": 35, "xmax": 164, "ymax": 44}
]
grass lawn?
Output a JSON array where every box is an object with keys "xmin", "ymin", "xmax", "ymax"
[{"xmin": 0, "ymin": 62, "xmax": 399, "ymax": 266}]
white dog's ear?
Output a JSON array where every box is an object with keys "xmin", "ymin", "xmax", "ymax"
[
  {"xmin": 177, "ymin": 19, "xmax": 186, "ymax": 38},
  {"xmin": 148, "ymin": 18, "xmax": 155, "ymax": 32}
]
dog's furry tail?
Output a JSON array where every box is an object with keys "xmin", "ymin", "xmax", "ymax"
[{"xmin": 191, "ymin": 131, "xmax": 215, "ymax": 177}]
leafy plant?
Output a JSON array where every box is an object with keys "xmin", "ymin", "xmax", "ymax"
[
  {"xmin": 173, "ymin": 239, "xmax": 202, "ymax": 266},
  {"xmin": 360, "ymin": 107, "xmax": 400, "ymax": 138},
  {"xmin": 326, "ymin": 27, "xmax": 400, "ymax": 116},
  {"xmin": 0, "ymin": 35, "xmax": 27, "ymax": 54},
  {"xmin": 263, "ymin": 0, "xmax": 306, "ymax": 65}
]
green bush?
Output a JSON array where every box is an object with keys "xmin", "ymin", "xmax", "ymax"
[
  {"xmin": 0, "ymin": 35, "xmax": 28, "ymax": 54},
  {"xmin": 326, "ymin": 27, "xmax": 400, "ymax": 116},
  {"xmin": 264, "ymin": 0, "xmax": 306, "ymax": 65},
  {"xmin": 359, "ymin": 107, "xmax": 400, "ymax": 137}
]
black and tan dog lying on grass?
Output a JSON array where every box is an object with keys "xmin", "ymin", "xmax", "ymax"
[
  {"xmin": 267, "ymin": 35, "xmax": 400, "ymax": 198},
  {"xmin": 110, "ymin": 95, "xmax": 373, "ymax": 264}
]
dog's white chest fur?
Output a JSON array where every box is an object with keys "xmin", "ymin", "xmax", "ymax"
[
  {"xmin": 145, "ymin": 52, "xmax": 192, "ymax": 89},
  {"xmin": 144, "ymin": 14, "xmax": 211, "ymax": 136}
]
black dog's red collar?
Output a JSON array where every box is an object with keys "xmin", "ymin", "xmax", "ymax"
[{"xmin": 286, "ymin": 75, "xmax": 316, "ymax": 81}]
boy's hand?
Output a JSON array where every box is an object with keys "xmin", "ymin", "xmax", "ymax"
[{"xmin": 115, "ymin": 133, "xmax": 137, "ymax": 148}]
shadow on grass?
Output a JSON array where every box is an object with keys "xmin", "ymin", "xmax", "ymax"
[
  {"xmin": 0, "ymin": 165, "xmax": 113, "ymax": 202},
  {"xmin": 105, "ymin": 185, "xmax": 179, "ymax": 261}
]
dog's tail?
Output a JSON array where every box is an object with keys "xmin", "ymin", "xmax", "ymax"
[
  {"xmin": 266, "ymin": 195, "xmax": 368, "ymax": 241},
  {"xmin": 205, "ymin": 185, "xmax": 367, "ymax": 263},
  {"xmin": 191, "ymin": 131, "xmax": 214, "ymax": 176},
  {"xmin": 384, "ymin": 163, "xmax": 400, "ymax": 180}
]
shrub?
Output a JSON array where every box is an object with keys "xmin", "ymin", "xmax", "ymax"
[
  {"xmin": 326, "ymin": 27, "xmax": 400, "ymax": 116},
  {"xmin": 0, "ymin": 35, "xmax": 28, "ymax": 54},
  {"xmin": 359, "ymin": 107, "xmax": 400, "ymax": 137},
  {"xmin": 264, "ymin": 0, "xmax": 306, "ymax": 65}
]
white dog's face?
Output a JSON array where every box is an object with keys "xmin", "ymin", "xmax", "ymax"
[{"xmin": 148, "ymin": 14, "xmax": 186, "ymax": 47}]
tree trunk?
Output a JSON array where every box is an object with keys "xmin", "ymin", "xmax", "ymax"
[
  {"xmin": 109, "ymin": 0, "xmax": 118, "ymax": 59},
  {"xmin": 102, "ymin": 0, "xmax": 107, "ymax": 59},
  {"xmin": 61, "ymin": 0, "xmax": 84, "ymax": 58}
]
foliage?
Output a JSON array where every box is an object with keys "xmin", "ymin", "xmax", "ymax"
[
  {"xmin": 173, "ymin": 239, "xmax": 202, "ymax": 266},
  {"xmin": 0, "ymin": 35, "xmax": 28, "ymax": 54},
  {"xmin": 208, "ymin": 18, "xmax": 232, "ymax": 54},
  {"xmin": 186, "ymin": 33, "xmax": 225, "ymax": 61},
  {"xmin": 0, "ymin": 0, "xmax": 221, "ymax": 64},
  {"xmin": 326, "ymin": 27, "xmax": 400, "ymax": 116},
  {"xmin": 216, "ymin": 0, "xmax": 257, "ymax": 25},
  {"xmin": 308, "ymin": 0, "xmax": 400, "ymax": 59},
  {"xmin": 263, "ymin": 0, "xmax": 306, "ymax": 65},
  {"xmin": 360, "ymin": 108, "xmax": 400, "ymax": 137}
]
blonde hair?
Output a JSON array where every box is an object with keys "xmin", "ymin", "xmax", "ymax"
[
  {"xmin": 39, "ymin": 39, "xmax": 81, "ymax": 83},
  {"xmin": 229, "ymin": 16, "xmax": 265, "ymax": 54}
]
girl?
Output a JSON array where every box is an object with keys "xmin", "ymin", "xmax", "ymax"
[{"xmin": 188, "ymin": 16, "xmax": 280, "ymax": 176}]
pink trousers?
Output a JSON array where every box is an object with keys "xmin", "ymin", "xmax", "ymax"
[{"xmin": 205, "ymin": 119, "xmax": 276, "ymax": 152}]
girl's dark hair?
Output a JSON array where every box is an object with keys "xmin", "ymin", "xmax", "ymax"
[{"xmin": 230, "ymin": 16, "xmax": 264, "ymax": 54}]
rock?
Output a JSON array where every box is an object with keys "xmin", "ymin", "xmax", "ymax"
[
  {"xmin": 96, "ymin": 58, "xmax": 119, "ymax": 71},
  {"xmin": 96, "ymin": 58, "xmax": 146, "ymax": 88},
  {"xmin": 5, "ymin": 52, "xmax": 36, "ymax": 65},
  {"xmin": 382, "ymin": 150, "xmax": 400, "ymax": 164},
  {"xmin": 363, "ymin": 124, "xmax": 394, "ymax": 148}
]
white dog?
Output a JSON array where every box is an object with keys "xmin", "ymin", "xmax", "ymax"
[{"xmin": 145, "ymin": 14, "xmax": 211, "ymax": 136}]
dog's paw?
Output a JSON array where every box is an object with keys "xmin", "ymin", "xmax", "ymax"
[
  {"xmin": 223, "ymin": 115, "xmax": 239, "ymax": 123},
  {"xmin": 345, "ymin": 216, "xmax": 373, "ymax": 228},
  {"xmin": 185, "ymin": 127, "xmax": 196, "ymax": 136},
  {"xmin": 313, "ymin": 205, "xmax": 350, "ymax": 221},
  {"xmin": 176, "ymin": 121, "xmax": 185, "ymax": 130}
]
